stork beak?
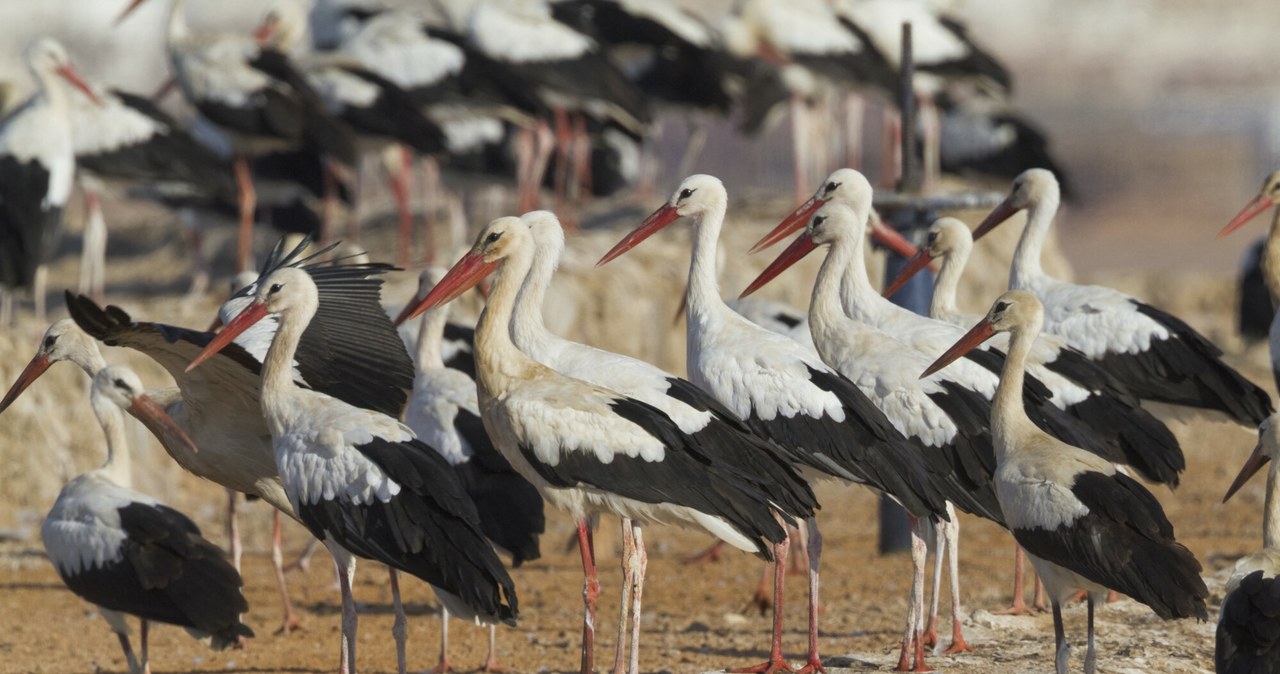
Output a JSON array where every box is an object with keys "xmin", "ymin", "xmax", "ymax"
[
  {"xmin": 867, "ymin": 216, "xmax": 924, "ymax": 261},
  {"xmin": 152, "ymin": 76, "xmax": 178, "ymax": 103},
  {"xmin": 187, "ymin": 301, "xmax": 269, "ymax": 372},
  {"xmin": 253, "ymin": 12, "xmax": 279, "ymax": 44},
  {"xmin": 1218, "ymin": 193, "xmax": 1276, "ymax": 239},
  {"xmin": 751, "ymin": 197, "xmax": 824, "ymax": 254},
  {"xmin": 114, "ymin": 0, "xmax": 147, "ymax": 26},
  {"xmin": 1223, "ymin": 436, "xmax": 1270, "ymax": 503},
  {"xmin": 392, "ymin": 295, "xmax": 422, "ymax": 327},
  {"xmin": 740, "ymin": 230, "xmax": 818, "ymax": 299},
  {"xmin": 921, "ymin": 317, "xmax": 995, "ymax": 379},
  {"xmin": 972, "ymin": 197, "xmax": 1019, "ymax": 241},
  {"xmin": 398, "ymin": 251, "xmax": 499, "ymax": 325},
  {"xmin": 56, "ymin": 65, "xmax": 101, "ymax": 106},
  {"xmin": 129, "ymin": 392, "xmax": 199, "ymax": 454},
  {"xmin": 0, "ymin": 353, "xmax": 52, "ymax": 413},
  {"xmin": 883, "ymin": 250, "xmax": 935, "ymax": 299},
  {"xmin": 597, "ymin": 204, "xmax": 681, "ymax": 266}
]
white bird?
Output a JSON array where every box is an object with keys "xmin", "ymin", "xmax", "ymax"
[
  {"xmin": 1218, "ymin": 168, "xmax": 1280, "ymax": 391},
  {"xmin": 189, "ymin": 266, "xmax": 518, "ymax": 674},
  {"xmin": 597, "ymin": 174, "xmax": 952, "ymax": 673},
  {"xmin": 967, "ymin": 168, "xmax": 1272, "ymax": 426},
  {"xmin": 922, "ymin": 290, "xmax": 1209, "ymax": 674},
  {"xmin": 403, "ymin": 214, "xmax": 819, "ymax": 674},
  {"xmin": 742, "ymin": 201, "xmax": 1006, "ymax": 668},
  {"xmin": 1219, "ymin": 415, "xmax": 1280, "ymax": 674},
  {"xmin": 42, "ymin": 365, "xmax": 253, "ymax": 674},
  {"xmin": 404, "ymin": 267, "xmax": 545, "ymax": 674},
  {"xmin": 0, "ymin": 38, "xmax": 98, "ymax": 325}
]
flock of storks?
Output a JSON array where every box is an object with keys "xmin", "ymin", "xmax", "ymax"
[{"xmin": 2, "ymin": 2, "xmax": 1280, "ymax": 674}]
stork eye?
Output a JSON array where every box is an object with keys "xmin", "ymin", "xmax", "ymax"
[
  {"xmin": 679, "ymin": 188, "xmax": 695, "ymax": 200},
  {"xmin": 994, "ymin": 301, "xmax": 1009, "ymax": 313},
  {"xmin": 813, "ymin": 215, "xmax": 827, "ymax": 226},
  {"xmin": 269, "ymin": 283, "xmax": 283, "ymax": 294},
  {"xmin": 824, "ymin": 181, "xmax": 840, "ymax": 194},
  {"xmin": 927, "ymin": 232, "xmax": 939, "ymax": 244},
  {"xmin": 113, "ymin": 378, "xmax": 130, "ymax": 392},
  {"xmin": 484, "ymin": 231, "xmax": 502, "ymax": 244},
  {"xmin": 43, "ymin": 335, "xmax": 57, "ymax": 349}
]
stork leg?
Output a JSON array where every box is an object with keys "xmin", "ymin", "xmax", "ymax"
[
  {"xmin": 577, "ymin": 517, "xmax": 600, "ymax": 674},
  {"xmin": 433, "ymin": 606, "xmax": 452, "ymax": 673},
  {"xmin": 796, "ymin": 517, "xmax": 825, "ymax": 674},
  {"xmin": 332, "ymin": 548, "xmax": 359, "ymax": 674},
  {"xmin": 683, "ymin": 540, "xmax": 725, "ymax": 565},
  {"xmin": 552, "ymin": 108, "xmax": 572, "ymax": 205},
  {"xmin": 382, "ymin": 145, "xmax": 414, "ymax": 268},
  {"xmin": 286, "ymin": 538, "xmax": 320, "ymax": 573},
  {"xmin": 728, "ymin": 516, "xmax": 794, "ymax": 674},
  {"xmin": 675, "ymin": 114, "xmax": 710, "ymax": 185},
  {"xmin": 514, "ymin": 125, "xmax": 535, "ymax": 212},
  {"xmin": 271, "ymin": 509, "xmax": 302, "ymax": 634},
  {"xmin": 627, "ymin": 522, "xmax": 647, "ymax": 674},
  {"xmin": 179, "ymin": 208, "xmax": 208, "ymax": 297},
  {"xmin": 33, "ymin": 264, "xmax": 48, "ymax": 323},
  {"xmin": 790, "ymin": 95, "xmax": 810, "ymax": 206},
  {"xmin": 115, "ymin": 629, "xmax": 141, "ymax": 674},
  {"xmin": 997, "ymin": 543, "xmax": 1032, "ymax": 615},
  {"xmin": 918, "ymin": 92, "xmax": 940, "ymax": 191},
  {"xmin": 0, "ymin": 290, "xmax": 11, "ymax": 328},
  {"xmin": 896, "ymin": 517, "xmax": 932, "ymax": 672},
  {"xmin": 233, "ymin": 156, "xmax": 256, "ymax": 273},
  {"xmin": 80, "ymin": 189, "xmax": 106, "ymax": 303},
  {"xmin": 1032, "ymin": 571, "xmax": 1048, "ymax": 611},
  {"xmin": 940, "ymin": 514, "xmax": 971, "ymax": 655},
  {"xmin": 390, "ymin": 568, "xmax": 409, "ymax": 674},
  {"xmin": 421, "ymin": 156, "xmax": 442, "ymax": 265},
  {"xmin": 612, "ymin": 517, "xmax": 635, "ymax": 674},
  {"xmin": 140, "ymin": 619, "xmax": 151, "ymax": 674},
  {"xmin": 922, "ymin": 515, "xmax": 945, "ymax": 649},
  {"xmin": 1052, "ymin": 601, "xmax": 1068, "ymax": 674},
  {"xmin": 481, "ymin": 623, "xmax": 505, "ymax": 672},
  {"xmin": 1084, "ymin": 594, "xmax": 1097, "ymax": 674},
  {"xmin": 843, "ymin": 93, "xmax": 864, "ymax": 171},
  {"xmin": 570, "ymin": 111, "xmax": 591, "ymax": 204},
  {"xmin": 226, "ymin": 489, "xmax": 242, "ymax": 573},
  {"xmin": 747, "ymin": 557, "xmax": 773, "ymax": 615}
]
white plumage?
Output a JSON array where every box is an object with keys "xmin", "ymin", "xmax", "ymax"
[
  {"xmin": 467, "ymin": 0, "xmax": 594, "ymax": 64},
  {"xmin": 341, "ymin": 12, "xmax": 466, "ymax": 91}
]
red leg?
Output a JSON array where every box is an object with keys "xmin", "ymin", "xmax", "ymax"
[
  {"xmin": 996, "ymin": 543, "xmax": 1032, "ymax": 615},
  {"xmin": 1032, "ymin": 571, "xmax": 1048, "ymax": 612},
  {"xmin": 729, "ymin": 530, "xmax": 794, "ymax": 674},
  {"xmin": 481, "ymin": 624, "xmax": 506, "ymax": 672},
  {"xmin": 233, "ymin": 156, "xmax": 256, "ymax": 273},
  {"xmin": 577, "ymin": 518, "xmax": 599, "ymax": 674},
  {"xmin": 271, "ymin": 509, "xmax": 302, "ymax": 634},
  {"xmin": 942, "ymin": 615, "xmax": 972, "ymax": 655},
  {"xmin": 388, "ymin": 146, "xmax": 413, "ymax": 268},
  {"xmin": 682, "ymin": 540, "xmax": 725, "ymax": 565},
  {"xmin": 796, "ymin": 518, "xmax": 825, "ymax": 674},
  {"xmin": 747, "ymin": 559, "xmax": 773, "ymax": 615}
]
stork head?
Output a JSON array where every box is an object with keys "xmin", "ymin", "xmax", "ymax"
[
  {"xmin": 392, "ymin": 266, "xmax": 449, "ymax": 326},
  {"xmin": 752, "ymin": 168, "xmax": 870, "ymax": 253},
  {"xmin": 1218, "ymin": 169, "xmax": 1280, "ymax": 238},
  {"xmin": 93, "ymin": 365, "xmax": 199, "ymax": 455},
  {"xmin": 187, "ymin": 267, "xmax": 317, "ymax": 372},
  {"xmin": 739, "ymin": 202, "xmax": 857, "ymax": 298},
  {"xmin": 26, "ymin": 38, "xmax": 100, "ymax": 105},
  {"xmin": 0, "ymin": 319, "xmax": 103, "ymax": 413},
  {"xmin": 973, "ymin": 168, "xmax": 1059, "ymax": 240},
  {"xmin": 1224, "ymin": 414, "xmax": 1280, "ymax": 503},
  {"xmin": 921, "ymin": 290, "xmax": 1043, "ymax": 379},
  {"xmin": 597, "ymin": 174, "xmax": 727, "ymax": 266},
  {"xmin": 400, "ymin": 217, "xmax": 528, "ymax": 323},
  {"xmin": 883, "ymin": 217, "xmax": 973, "ymax": 299},
  {"xmin": 522, "ymin": 210, "xmax": 567, "ymax": 261}
]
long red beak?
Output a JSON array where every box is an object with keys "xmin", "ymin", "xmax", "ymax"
[
  {"xmin": 1223, "ymin": 437, "xmax": 1270, "ymax": 503},
  {"xmin": 56, "ymin": 65, "xmax": 102, "ymax": 106},
  {"xmin": 751, "ymin": 197, "xmax": 824, "ymax": 254},
  {"xmin": 0, "ymin": 353, "xmax": 52, "ymax": 413},
  {"xmin": 883, "ymin": 250, "xmax": 935, "ymax": 299},
  {"xmin": 921, "ymin": 318, "xmax": 995, "ymax": 379},
  {"xmin": 597, "ymin": 204, "xmax": 682, "ymax": 266},
  {"xmin": 187, "ymin": 302, "xmax": 270, "ymax": 372},
  {"xmin": 114, "ymin": 0, "xmax": 147, "ymax": 25},
  {"xmin": 972, "ymin": 198, "xmax": 1018, "ymax": 241},
  {"xmin": 398, "ymin": 252, "xmax": 500, "ymax": 325},
  {"xmin": 130, "ymin": 392, "xmax": 199, "ymax": 454},
  {"xmin": 253, "ymin": 13, "xmax": 279, "ymax": 44},
  {"xmin": 867, "ymin": 217, "xmax": 923, "ymax": 260},
  {"xmin": 1218, "ymin": 193, "xmax": 1275, "ymax": 239},
  {"xmin": 740, "ymin": 231, "xmax": 818, "ymax": 299}
]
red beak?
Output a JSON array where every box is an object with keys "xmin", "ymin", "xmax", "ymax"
[
  {"xmin": 1223, "ymin": 436, "xmax": 1270, "ymax": 503},
  {"xmin": 397, "ymin": 251, "xmax": 500, "ymax": 325},
  {"xmin": 56, "ymin": 65, "xmax": 102, "ymax": 106},
  {"xmin": 867, "ymin": 217, "xmax": 923, "ymax": 261},
  {"xmin": 921, "ymin": 317, "xmax": 995, "ymax": 379},
  {"xmin": 253, "ymin": 13, "xmax": 279, "ymax": 44},
  {"xmin": 0, "ymin": 353, "xmax": 52, "ymax": 413},
  {"xmin": 130, "ymin": 392, "xmax": 200, "ymax": 454},
  {"xmin": 739, "ymin": 231, "xmax": 818, "ymax": 299},
  {"xmin": 1218, "ymin": 193, "xmax": 1276, "ymax": 239},
  {"xmin": 597, "ymin": 204, "xmax": 682, "ymax": 266},
  {"xmin": 114, "ymin": 0, "xmax": 147, "ymax": 25},
  {"xmin": 882, "ymin": 250, "xmax": 935, "ymax": 299},
  {"xmin": 187, "ymin": 302, "xmax": 270, "ymax": 372},
  {"xmin": 972, "ymin": 197, "xmax": 1018, "ymax": 241},
  {"xmin": 751, "ymin": 197, "xmax": 824, "ymax": 254}
]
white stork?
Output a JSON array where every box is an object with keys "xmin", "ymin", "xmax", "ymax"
[
  {"xmin": 1219, "ymin": 415, "xmax": 1280, "ymax": 674},
  {"xmin": 1218, "ymin": 169, "xmax": 1280, "ymax": 390},
  {"xmin": 0, "ymin": 38, "xmax": 98, "ymax": 325},
  {"xmin": 43, "ymin": 365, "xmax": 253, "ymax": 674},
  {"xmin": 403, "ymin": 267, "xmax": 545, "ymax": 674},
  {"xmin": 740, "ymin": 201, "xmax": 1006, "ymax": 668},
  {"xmin": 401, "ymin": 215, "xmax": 819, "ymax": 674},
  {"xmin": 188, "ymin": 266, "xmax": 518, "ymax": 674},
  {"xmin": 117, "ymin": 0, "xmax": 357, "ymax": 273},
  {"xmin": 922, "ymin": 290, "xmax": 1209, "ymax": 674},
  {"xmin": 961, "ymin": 168, "xmax": 1272, "ymax": 425},
  {"xmin": 597, "ymin": 174, "xmax": 953, "ymax": 673}
]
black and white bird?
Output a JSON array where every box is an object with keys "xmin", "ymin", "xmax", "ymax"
[
  {"xmin": 1219, "ymin": 414, "xmax": 1280, "ymax": 674},
  {"xmin": 741, "ymin": 201, "xmax": 1005, "ymax": 669},
  {"xmin": 922, "ymin": 290, "xmax": 1209, "ymax": 674},
  {"xmin": 597, "ymin": 174, "xmax": 950, "ymax": 673},
  {"xmin": 0, "ymin": 38, "xmax": 98, "ymax": 325},
  {"xmin": 42, "ymin": 365, "xmax": 253, "ymax": 674},
  {"xmin": 401, "ymin": 215, "xmax": 819, "ymax": 674},
  {"xmin": 967, "ymin": 169, "xmax": 1273, "ymax": 425},
  {"xmin": 188, "ymin": 266, "xmax": 518, "ymax": 674},
  {"xmin": 1219, "ymin": 169, "xmax": 1280, "ymax": 380},
  {"xmin": 404, "ymin": 267, "xmax": 545, "ymax": 674}
]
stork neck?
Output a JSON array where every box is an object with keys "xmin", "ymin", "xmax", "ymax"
[
  {"xmin": 510, "ymin": 242, "xmax": 555, "ymax": 351},
  {"xmin": 1265, "ymin": 457, "xmax": 1280, "ymax": 550},
  {"xmin": 836, "ymin": 225, "xmax": 882, "ymax": 323},
  {"xmin": 71, "ymin": 345, "xmax": 109, "ymax": 380},
  {"xmin": 991, "ymin": 319, "xmax": 1039, "ymax": 458},
  {"xmin": 261, "ymin": 301, "xmax": 312, "ymax": 421},
  {"xmin": 475, "ymin": 248, "xmax": 539, "ymax": 396},
  {"xmin": 686, "ymin": 203, "xmax": 729, "ymax": 325},
  {"xmin": 1010, "ymin": 191, "xmax": 1059, "ymax": 289},
  {"xmin": 931, "ymin": 248, "xmax": 968, "ymax": 321},
  {"xmin": 811, "ymin": 238, "xmax": 850, "ymax": 332},
  {"xmin": 91, "ymin": 394, "xmax": 133, "ymax": 489},
  {"xmin": 1263, "ymin": 208, "xmax": 1280, "ymax": 302},
  {"xmin": 414, "ymin": 303, "xmax": 448, "ymax": 372},
  {"xmin": 165, "ymin": 0, "xmax": 189, "ymax": 45}
]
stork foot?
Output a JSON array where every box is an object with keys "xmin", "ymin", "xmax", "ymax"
[
  {"xmin": 1106, "ymin": 590, "xmax": 1119, "ymax": 604},
  {"xmin": 942, "ymin": 636, "xmax": 972, "ymax": 655},
  {"xmin": 275, "ymin": 612, "xmax": 303, "ymax": 636},
  {"xmin": 432, "ymin": 657, "xmax": 453, "ymax": 674},
  {"xmin": 480, "ymin": 657, "xmax": 507, "ymax": 673},
  {"xmin": 921, "ymin": 626, "xmax": 938, "ymax": 648},
  {"xmin": 729, "ymin": 657, "xmax": 795, "ymax": 674},
  {"xmin": 994, "ymin": 598, "xmax": 1041, "ymax": 616},
  {"xmin": 795, "ymin": 655, "xmax": 825, "ymax": 674},
  {"xmin": 683, "ymin": 541, "xmax": 724, "ymax": 565},
  {"xmin": 746, "ymin": 588, "xmax": 773, "ymax": 616}
]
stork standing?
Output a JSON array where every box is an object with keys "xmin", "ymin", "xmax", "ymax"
[
  {"xmin": 42, "ymin": 365, "xmax": 253, "ymax": 674},
  {"xmin": 404, "ymin": 267, "xmax": 545, "ymax": 674},
  {"xmin": 188, "ymin": 266, "xmax": 518, "ymax": 674},
  {"xmin": 401, "ymin": 215, "xmax": 819, "ymax": 674},
  {"xmin": 740, "ymin": 201, "xmax": 1006, "ymax": 668},
  {"xmin": 922, "ymin": 290, "xmax": 1209, "ymax": 674},
  {"xmin": 597, "ymin": 174, "xmax": 952, "ymax": 673},
  {"xmin": 1218, "ymin": 169, "xmax": 1280, "ymax": 390},
  {"xmin": 0, "ymin": 38, "xmax": 98, "ymax": 325}
]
